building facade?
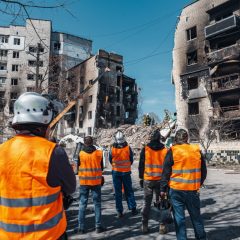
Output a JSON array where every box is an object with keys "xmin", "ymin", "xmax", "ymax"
[
  {"xmin": 65, "ymin": 49, "xmax": 138, "ymax": 136},
  {"xmin": 172, "ymin": 0, "xmax": 240, "ymax": 160}
]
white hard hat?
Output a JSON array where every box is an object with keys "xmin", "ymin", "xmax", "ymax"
[
  {"xmin": 12, "ymin": 92, "xmax": 53, "ymax": 126},
  {"xmin": 114, "ymin": 130, "xmax": 126, "ymax": 144}
]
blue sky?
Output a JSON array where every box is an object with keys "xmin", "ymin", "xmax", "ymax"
[{"xmin": 1, "ymin": 0, "xmax": 192, "ymax": 119}]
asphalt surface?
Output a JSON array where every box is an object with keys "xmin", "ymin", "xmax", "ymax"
[{"xmin": 67, "ymin": 162, "xmax": 240, "ymax": 240}]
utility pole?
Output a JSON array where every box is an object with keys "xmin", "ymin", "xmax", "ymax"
[{"xmin": 35, "ymin": 43, "xmax": 41, "ymax": 93}]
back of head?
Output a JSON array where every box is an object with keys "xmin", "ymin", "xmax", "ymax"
[
  {"xmin": 114, "ymin": 130, "xmax": 126, "ymax": 144},
  {"xmin": 174, "ymin": 129, "xmax": 188, "ymax": 144},
  {"xmin": 150, "ymin": 129, "xmax": 161, "ymax": 142},
  {"xmin": 12, "ymin": 92, "xmax": 54, "ymax": 137},
  {"xmin": 84, "ymin": 136, "xmax": 93, "ymax": 146}
]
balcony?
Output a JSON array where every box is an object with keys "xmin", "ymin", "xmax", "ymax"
[
  {"xmin": 207, "ymin": 43, "xmax": 240, "ymax": 65},
  {"xmin": 205, "ymin": 15, "xmax": 240, "ymax": 39},
  {"xmin": 213, "ymin": 105, "xmax": 240, "ymax": 119},
  {"xmin": 210, "ymin": 74, "xmax": 240, "ymax": 93}
]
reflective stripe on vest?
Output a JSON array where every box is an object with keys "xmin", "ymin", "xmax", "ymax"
[
  {"xmin": 0, "ymin": 209, "xmax": 64, "ymax": 233},
  {"xmin": 0, "ymin": 191, "xmax": 60, "ymax": 207},
  {"xmin": 78, "ymin": 150, "xmax": 102, "ymax": 186},
  {"xmin": 169, "ymin": 144, "xmax": 201, "ymax": 191},
  {"xmin": 0, "ymin": 135, "xmax": 66, "ymax": 240},
  {"xmin": 144, "ymin": 146, "xmax": 167, "ymax": 181},
  {"xmin": 111, "ymin": 146, "xmax": 131, "ymax": 172}
]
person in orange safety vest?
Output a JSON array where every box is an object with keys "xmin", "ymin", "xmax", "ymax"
[
  {"xmin": 78, "ymin": 136, "xmax": 106, "ymax": 234},
  {"xmin": 160, "ymin": 129, "xmax": 207, "ymax": 240},
  {"xmin": 109, "ymin": 130, "xmax": 137, "ymax": 218},
  {"xmin": 138, "ymin": 129, "xmax": 168, "ymax": 234},
  {"xmin": 0, "ymin": 92, "xmax": 76, "ymax": 240}
]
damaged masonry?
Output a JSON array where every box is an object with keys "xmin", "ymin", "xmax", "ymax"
[
  {"xmin": 172, "ymin": 0, "xmax": 240, "ymax": 163},
  {"xmin": 63, "ymin": 49, "xmax": 138, "ymax": 137}
]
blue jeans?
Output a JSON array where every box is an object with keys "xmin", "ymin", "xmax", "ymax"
[
  {"xmin": 78, "ymin": 185, "xmax": 101, "ymax": 230},
  {"xmin": 169, "ymin": 189, "xmax": 206, "ymax": 240},
  {"xmin": 112, "ymin": 173, "xmax": 136, "ymax": 213}
]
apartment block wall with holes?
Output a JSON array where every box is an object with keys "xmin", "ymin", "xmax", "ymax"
[{"xmin": 173, "ymin": 0, "xmax": 240, "ymax": 152}]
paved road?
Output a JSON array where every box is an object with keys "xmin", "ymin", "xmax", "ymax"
[{"xmin": 67, "ymin": 163, "xmax": 240, "ymax": 240}]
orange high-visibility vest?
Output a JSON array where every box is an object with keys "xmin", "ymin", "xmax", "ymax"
[
  {"xmin": 111, "ymin": 146, "xmax": 131, "ymax": 172},
  {"xmin": 78, "ymin": 150, "xmax": 102, "ymax": 186},
  {"xmin": 144, "ymin": 146, "xmax": 168, "ymax": 181},
  {"xmin": 0, "ymin": 135, "xmax": 66, "ymax": 240},
  {"xmin": 169, "ymin": 144, "xmax": 201, "ymax": 191}
]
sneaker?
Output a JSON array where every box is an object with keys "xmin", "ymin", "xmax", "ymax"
[
  {"xmin": 141, "ymin": 223, "xmax": 149, "ymax": 234},
  {"xmin": 117, "ymin": 212, "xmax": 123, "ymax": 218},
  {"xmin": 159, "ymin": 224, "xmax": 168, "ymax": 234},
  {"xmin": 131, "ymin": 208, "xmax": 138, "ymax": 215},
  {"xmin": 96, "ymin": 226, "xmax": 106, "ymax": 233}
]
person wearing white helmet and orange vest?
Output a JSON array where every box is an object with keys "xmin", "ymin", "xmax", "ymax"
[
  {"xmin": 160, "ymin": 129, "xmax": 207, "ymax": 240},
  {"xmin": 0, "ymin": 92, "xmax": 76, "ymax": 240},
  {"xmin": 109, "ymin": 130, "xmax": 137, "ymax": 218}
]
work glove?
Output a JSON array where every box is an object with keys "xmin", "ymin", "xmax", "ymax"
[
  {"xmin": 139, "ymin": 179, "xmax": 144, "ymax": 188},
  {"xmin": 160, "ymin": 192, "xmax": 167, "ymax": 199}
]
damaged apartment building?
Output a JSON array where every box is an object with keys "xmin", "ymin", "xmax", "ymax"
[
  {"xmin": 65, "ymin": 49, "xmax": 138, "ymax": 136},
  {"xmin": 172, "ymin": 0, "xmax": 240, "ymax": 160},
  {"xmin": 0, "ymin": 18, "xmax": 92, "ymax": 141}
]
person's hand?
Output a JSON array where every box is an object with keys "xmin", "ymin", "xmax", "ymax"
[
  {"xmin": 160, "ymin": 192, "xmax": 167, "ymax": 199},
  {"xmin": 139, "ymin": 179, "xmax": 144, "ymax": 188}
]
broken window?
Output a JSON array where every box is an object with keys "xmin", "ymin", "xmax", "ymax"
[
  {"xmin": 187, "ymin": 50, "xmax": 197, "ymax": 65},
  {"xmin": 0, "ymin": 63, "xmax": 7, "ymax": 70},
  {"xmin": 188, "ymin": 102, "xmax": 199, "ymax": 115},
  {"xmin": 54, "ymin": 42, "xmax": 61, "ymax": 51},
  {"xmin": 12, "ymin": 64, "xmax": 18, "ymax": 71},
  {"xmin": 116, "ymin": 66, "xmax": 122, "ymax": 72},
  {"xmin": 27, "ymin": 74, "xmax": 34, "ymax": 80},
  {"xmin": 88, "ymin": 127, "xmax": 92, "ymax": 135},
  {"xmin": 11, "ymin": 78, "xmax": 18, "ymax": 86},
  {"xmin": 13, "ymin": 51, "xmax": 19, "ymax": 58},
  {"xmin": 0, "ymin": 35, "xmax": 8, "ymax": 43},
  {"xmin": 13, "ymin": 38, "xmax": 20, "ymax": 45},
  {"xmin": 0, "ymin": 50, "xmax": 7, "ymax": 57},
  {"xmin": 116, "ymin": 89, "xmax": 120, "ymax": 102},
  {"xmin": 0, "ymin": 77, "xmax": 6, "ymax": 85},
  {"xmin": 215, "ymin": 12, "xmax": 233, "ymax": 22},
  {"xmin": 116, "ymin": 106, "xmax": 121, "ymax": 117},
  {"xmin": 89, "ymin": 95, "xmax": 93, "ymax": 103},
  {"xmin": 187, "ymin": 50, "xmax": 198, "ymax": 65},
  {"xmin": 187, "ymin": 76, "xmax": 198, "ymax": 90},
  {"xmin": 88, "ymin": 111, "xmax": 92, "ymax": 119},
  {"xmin": 117, "ymin": 76, "xmax": 121, "ymax": 86},
  {"xmin": 186, "ymin": 26, "xmax": 197, "ymax": 41},
  {"xmin": 29, "ymin": 46, "xmax": 36, "ymax": 53}
]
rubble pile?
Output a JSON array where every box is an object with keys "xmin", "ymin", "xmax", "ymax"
[{"xmin": 95, "ymin": 124, "xmax": 161, "ymax": 159}]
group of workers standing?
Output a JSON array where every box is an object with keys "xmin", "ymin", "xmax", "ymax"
[{"xmin": 0, "ymin": 92, "xmax": 207, "ymax": 240}]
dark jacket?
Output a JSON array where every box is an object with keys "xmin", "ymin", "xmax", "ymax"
[
  {"xmin": 78, "ymin": 145, "xmax": 104, "ymax": 170},
  {"xmin": 47, "ymin": 145, "xmax": 76, "ymax": 195},
  {"xmin": 160, "ymin": 145, "xmax": 207, "ymax": 192},
  {"xmin": 109, "ymin": 141, "xmax": 134, "ymax": 176},
  {"xmin": 138, "ymin": 140, "xmax": 165, "ymax": 179}
]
